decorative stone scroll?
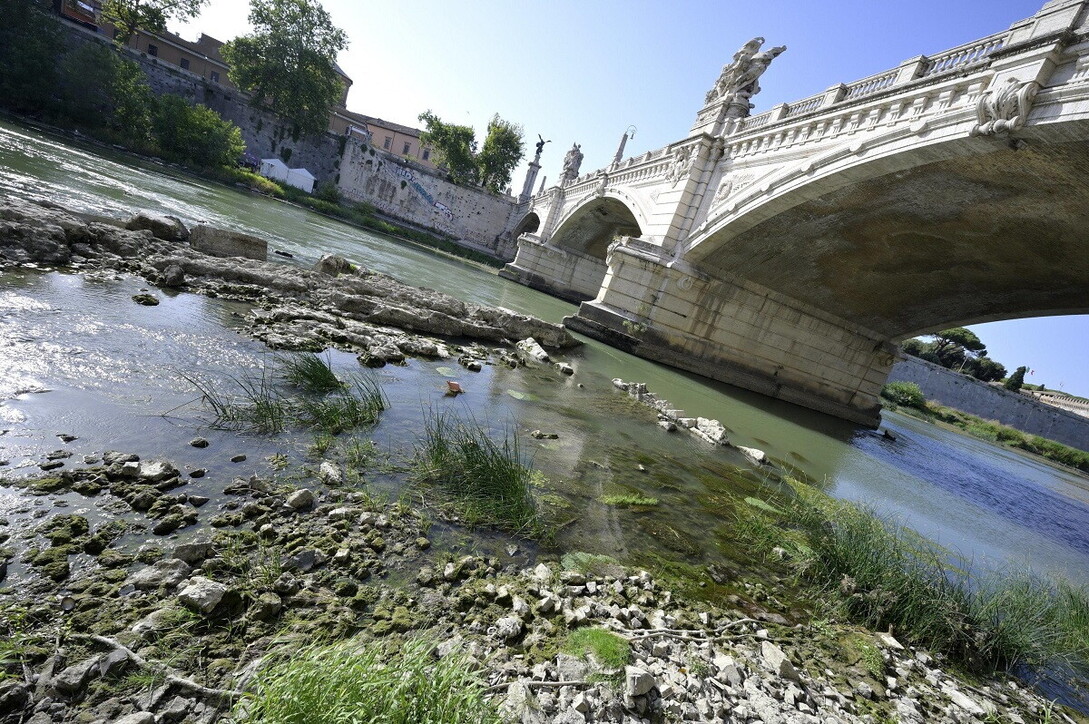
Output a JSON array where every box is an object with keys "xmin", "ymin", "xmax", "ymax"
[{"xmin": 970, "ymin": 78, "xmax": 1040, "ymax": 136}]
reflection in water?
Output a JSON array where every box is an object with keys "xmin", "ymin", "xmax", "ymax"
[{"xmin": 2, "ymin": 117, "xmax": 1089, "ymax": 591}]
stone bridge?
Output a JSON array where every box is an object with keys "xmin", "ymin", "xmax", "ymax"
[{"xmin": 500, "ymin": 0, "xmax": 1089, "ymax": 426}]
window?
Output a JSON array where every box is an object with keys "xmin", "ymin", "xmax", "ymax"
[
  {"xmin": 402, "ymin": 141, "xmax": 411, "ymax": 155},
  {"xmin": 180, "ymin": 58, "xmax": 190, "ymax": 70},
  {"xmin": 147, "ymin": 44, "xmax": 158, "ymax": 57},
  {"xmin": 383, "ymin": 136, "xmax": 392, "ymax": 150},
  {"xmin": 210, "ymin": 71, "xmax": 220, "ymax": 83},
  {"xmin": 422, "ymin": 148, "xmax": 431, "ymax": 161}
]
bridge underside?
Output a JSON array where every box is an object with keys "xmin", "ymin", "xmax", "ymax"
[
  {"xmin": 566, "ymin": 135, "xmax": 1089, "ymax": 427},
  {"xmin": 693, "ymin": 137, "xmax": 1089, "ymax": 339}
]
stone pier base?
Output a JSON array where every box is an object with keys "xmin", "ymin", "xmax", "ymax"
[
  {"xmin": 564, "ymin": 239, "xmax": 896, "ymax": 427},
  {"xmin": 499, "ymin": 234, "xmax": 607, "ymax": 304}
]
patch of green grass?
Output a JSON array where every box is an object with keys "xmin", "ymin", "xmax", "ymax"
[
  {"xmin": 600, "ymin": 494, "xmax": 659, "ymax": 507},
  {"xmin": 281, "ymin": 353, "xmax": 344, "ymax": 394},
  {"xmin": 560, "ymin": 551, "xmax": 625, "ymax": 579},
  {"xmin": 880, "ymin": 381, "xmax": 926, "ymax": 409},
  {"xmin": 236, "ymin": 636, "xmax": 501, "ymax": 724},
  {"xmin": 562, "ymin": 627, "xmax": 630, "ymax": 671},
  {"xmin": 412, "ymin": 411, "xmax": 540, "ymax": 535},
  {"xmin": 184, "ymin": 370, "xmax": 289, "ymax": 434},
  {"xmin": 298, "ymin": 378, "xmax": 387, "ymax": 434},
  {"xmin": 841, "ymin": 633, "xmax": 885, "ymax": 679},
  {"xmin": 734, "ymin": 477, "xmax": 1089, "ymax": 679}
]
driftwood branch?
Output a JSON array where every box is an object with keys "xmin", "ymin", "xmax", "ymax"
[{"xmin": 75, "ymin": 634, "xmax": 243, "ymax": 705}]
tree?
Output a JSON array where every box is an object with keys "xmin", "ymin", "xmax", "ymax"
[
  {"xmin": 1004, "ymin": 366, "xmax": 1028, "ymax": 392},
  {"xmin": 418, "ymin": 111, "xmax": 525, "ymax": 191},
  {"xmin": 153, "ymin": 95, "xmax": 245, "ymax": 168},
  {"xmin": 57, "ymin": 43, "xmax": 154, "ymax": 144},
  {"xmin": 930, "ymin": 327, "xmax": 986, "ymax": 368},
  {"xmin": 962, "ymin": 356, "xmax": 1007, "ymax": 383},
  {"xmin": 418, "ymin": 111, "xmax": 479, "ymax": 185},
  {"xmin": 101, "ymin": 0, "xmax": 209, "ymax": 43},
  {"xmin": 221, "ymin": 0, "xmax": 348, "ymax": 137},
  {"xmin": 477, "ymin": 114, "xmax": 525, "ymax": 192},
  {"xmin": 0, "ymin": 0, "xmax": 61, "ymax": 113}
]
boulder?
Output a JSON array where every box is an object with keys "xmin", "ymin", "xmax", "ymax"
[
  {"xmin": 178, "ymin": 576, "xmax": 229, "ymax": 614},
  {"xmin": 624, "ymin": 666, "xmax": 656, "ymax": 697},
  {"xmin": 314, "ymin": 254, "xmax": 354, "ymax": 276},
  {"xmin": 190, "ymin": 225, "xmax": 267, "ymax": 261},
  {"xmin": 127, "ymin": 558, "xmax": 191, "ymax": 590},
  {"xmin": 125, "ymin": 212, "xmax": 189, "ymax": 242}
]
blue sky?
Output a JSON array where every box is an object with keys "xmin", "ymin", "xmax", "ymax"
[{"xmin": 175, "ymin": 0, "xmax": 1089, "ymax": 396}]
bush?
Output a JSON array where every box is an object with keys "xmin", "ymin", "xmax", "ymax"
[
  {"xmin": 154, "ymin": 95, "xmax": 245, "ymax": 168},
  {"xmin": 0, "ymin": 0, "xmax": 61, "ymax": 114},
  {"xmin": 238, "ymin": 637, "xmax": 501, "ymax": 724},
  {"xmin": 880, "ymin": 381, "xmax": 925, "ymax": 409}
]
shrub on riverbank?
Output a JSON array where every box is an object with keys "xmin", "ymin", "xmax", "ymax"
[
  {"xmin": 412, "ymin": 412, "xmax": 539, "ymax": 534},
  {"xmin": 237, "ymin": 637, "xmax": 501, "ymax": 723},
  {"xmin": 736, "ymin": 478, "xmax": 1089, "ymax": 679},
  {"xmin": 880, "ymin": 381, "xmax": 926, "ymax": 409}
]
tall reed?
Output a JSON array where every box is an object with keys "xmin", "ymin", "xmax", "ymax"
[{"xmin": 412, "ymin": 411, "xmax": 538, "ymax": 534}]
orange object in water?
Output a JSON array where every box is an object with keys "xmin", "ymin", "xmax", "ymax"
[{"xmin": 446, "ymin": 381, "xmax": 463, "ymax": 394}]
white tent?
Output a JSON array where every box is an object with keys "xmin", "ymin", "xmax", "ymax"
[
  {"xmin": 286, "ymin": 167, "xmax": 317, "ymax": 194},
  {"xmin": 259, "ymin": 158, "xmax": 289, "ymax": 182}
]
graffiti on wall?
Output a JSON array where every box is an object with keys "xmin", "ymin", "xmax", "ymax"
[{"xmin": 392, "ymin": 165, "xmax": 455, "ymax": 222}]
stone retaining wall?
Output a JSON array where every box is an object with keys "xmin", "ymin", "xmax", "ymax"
[{"xmin": 888, "ymin": 355, "xmax": 1089, "ymax": 452}]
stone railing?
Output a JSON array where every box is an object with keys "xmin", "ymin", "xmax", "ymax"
[
  {"xmin": 843, "ymin": 69, "xmax": 900, "ymax": 101},
  {"xmin": 920, "ymin": 32, "xmax": 1007, "ymax": 77},
  {"xmin": 726, "ymin": 27, "xmax": 1013, "ymax": 143},
  {"xmin": 784, "ymin": 92, "xmax": 825, "ymax": 118}
]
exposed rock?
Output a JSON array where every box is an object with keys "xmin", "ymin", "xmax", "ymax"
[
  {"xmin": 190, "ymin": 224, "xmax": 267, "ymax": 261},
  {"xmin": 625, "ymin": 666, "xmax": 656, "ymax": 696},
  {"xmin": 132, "ymin": 293, "xmax": 160, "ymax": 306},
  {"xmin": 125, "ymin": 212, "xmax": 188, "ymax": 242},
  {"xmin": 314, "ymin": 254, "xmax": 353, "ymax": 276},
  {"xmin": 737, "ymin": 445, "xmax": 769, "ymax": 465},
  {"xmin": 127, "ymin": 558, "xmax": 191, "ymax": 590},
  {"xmin": 516, "ymin": 337, "xmax": 550, "ymax": 363},
  {"xmin": 178, "ymin": 576, "xmax": 229, "ymax": 614},
  {"xmin": 286, "ymin": 488, "xmax": 315, "ymax": 511}
]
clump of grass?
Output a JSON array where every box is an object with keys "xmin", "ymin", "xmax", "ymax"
[
  {"xmin": 600, "ymin": 494, "xmax": 659, "ymax": 507},
  {"xmin": 412, "ymin": 411, "xmax": 539, "ymax": 535},
  {"xmin": 736, "ymin": 478, "xmax": 1089, "ymax": 679},
  {"xmin": 236, "ymin": 637, "xmax": 501, "ymax": 724},
  {"xmin": 281, "ymin": 352, "xmax": 344, "ymax": 394},
  {"xmin": 184, "ymin": 371, "xmax": 290, "ymax": 434},
  {"xmin": 298, "ymin": 378, "xmax": 387, "ymax": 434},
  {"xmin": 562, "ymin": 627, "xmax": 630, "ymax": 670},
  {"xmin": 184, "ymin": 366, "xmax": 385, "ymax": 436}
]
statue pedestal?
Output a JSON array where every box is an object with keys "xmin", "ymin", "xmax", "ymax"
[{"xmin": 519, "ymin": 160, "xmax": 541, "ymax": 202}]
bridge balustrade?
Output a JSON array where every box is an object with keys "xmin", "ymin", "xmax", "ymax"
[{"xmin": 920, "ymin": 32, "xmax": 1007, "ymax": 77}]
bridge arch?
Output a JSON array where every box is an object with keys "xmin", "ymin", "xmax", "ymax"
[
  {"xmin": 682, "ymin": 119, "xmax": 1089, "ymax": 342},
  {"xmin": 510, "ymin": 212, "xmax": 541, "ymax": 239},
  {"xmin": 550, "ymin": 194, "xmax": 644, "ymax": 259}
]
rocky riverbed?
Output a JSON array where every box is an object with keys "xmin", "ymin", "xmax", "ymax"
[{"xmin": 0, "ymin": 199, "xmax": 1081, "ymax": 723}]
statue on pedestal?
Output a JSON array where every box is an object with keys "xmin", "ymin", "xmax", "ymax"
[
  {"xmin": 534, "ymin": 134, "xmax": 551, "ymax": 163},
  {"xmin": 704, "ymin": 37, "xmax": 786, "ymax": 116},
  {"xmin": 561, "ymin": 143, "xmax": 584, "ymax": 182}
]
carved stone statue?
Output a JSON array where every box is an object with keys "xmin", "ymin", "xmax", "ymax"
[
  {"xmin": 561, "ymin": 143, "xmax": 584, "ymax": 182},
  {"xmin": 704, "ymin": 37, "xmax": 786, "ymax": 117}
]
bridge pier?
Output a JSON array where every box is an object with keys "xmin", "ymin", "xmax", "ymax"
[
  {"xmin": 499, "ymin": 234, "xmax": 609, "ymax": 303},
  {"xmin": 564, "ymin": 238, "xmax": 897, "ymax": 426}
]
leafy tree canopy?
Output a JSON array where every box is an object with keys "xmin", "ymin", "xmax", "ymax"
[
  {"xmin": 102, "ymin": 0, "xmax": 209, "ymax": 43},
  {"xmin": 418, "ymin": 111, "xmax": 479, "ymax": 185},
  {"xmin": 0, "ymin": 0, "xmax": 61, "ymax": 114},
  {"xmin": 1004, "ymin": 366, "xmax": 1028, "ymax": 392},
  {"xmin": 478, "ymin": 115, "xmax": 525, "ymax": 192},
  {"xmin": 222, "ymin": 0, "xmax": 348, "ymax": 137},
  {"xmin": 418, "ymin": 111, "xmax": 525, "ymax": 192}
]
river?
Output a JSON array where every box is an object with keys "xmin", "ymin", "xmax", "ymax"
[{"xmin": 3, "ymin": 116, "xmax": 1089, "ymax": 597}]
